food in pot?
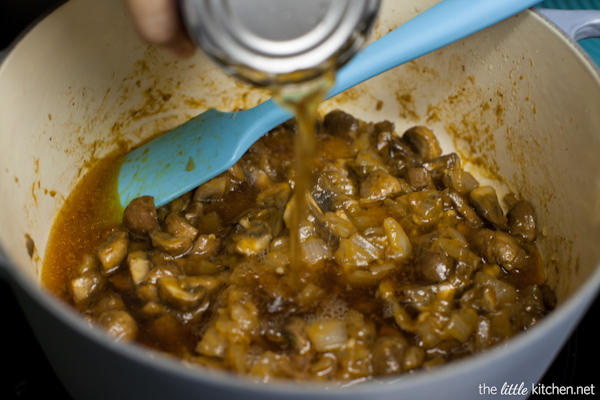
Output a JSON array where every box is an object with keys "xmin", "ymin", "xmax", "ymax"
[{"xmin": 43, "ymin": 109, "xmax": 555, "ymax": 382}]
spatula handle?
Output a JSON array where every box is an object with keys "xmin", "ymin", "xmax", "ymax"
[{"xmin": 328, "ymin": 0, "xmax": 543, "ymax": 99}]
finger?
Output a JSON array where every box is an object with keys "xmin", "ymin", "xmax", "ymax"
[{"xmin": 124, "ymin": 0, "xmax": 194, "ymax": 57}]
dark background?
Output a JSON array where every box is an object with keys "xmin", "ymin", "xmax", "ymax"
[{"xmin": 0, "ymin": 1, "xmax": 598, "ymax": 399}]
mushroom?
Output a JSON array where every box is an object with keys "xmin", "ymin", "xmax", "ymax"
[
  {"xmin": 472, "ymin": 229, "xmax": 528, "ymax": 272},
  {"xmin": 359, "ymin": 170, "xmax": 406, "ymax": 205},
  {"xmin": 323, "ymin": 109, "xmax": 358, "ymax": 139},
  {"xmin": 97, "ymin": 310, "xmax": 138, "ymax": 341},
  {"xmin": 417, "ymin": 248, "xmax": 454, "ymax": 283},
  {"xmin": 158, "ymin": 277, "xmax": 207, "ymax": 311},
  {"xmin": 135, "ymin": 262, "xmax": 181, "ymax": 303},
  {"xmin": 284, "ymin": 317, "xmax": 311, "ymax": 354},
  {"xmin": 123, "ymin": 196, "xmax": 159, "ymax": 236},
  {"xmin": 373, "ymin": 120, "xmax": 396, "ymax": 151},
  {"xmin": 70, "ymin": 269, "xmax": 104, "ymax": 305},
  {"xmin": 444, "ymin": 189, "xmax": 483, "ymax": 228},
  {"xmin": 127, "ymin": 250, "xmax": 153, "ymax": 285},
  {"xmin": 193, "ymin": 175, "xmax": 228, "ymax": 202},
  {"xmin": 190, "ymin": 233, "xmax": 221, "ymax": 257},
  {"xmin": 232, "ymin": 218, "xmax": 273, "ymax": 256},
  {"xmin": 97, "ymin": 230, "xmax": 129, "ymax": 274},
  {"xmin": 402, "ymin": 126, "xmax": 442, "ymax": 161},
  {"xmin": 469, "ymin": 186, "xmax": 508, "ymax": 230},
  {"xmin": 149, "ymin": 230, "xmax": 193, "ymax": 257},
  {"xmin": 507, "ymin": 200, "xmax": 536, "ymax": 243},
  {"xmin": 164, "ymin": 213, "xmax": 199, "ymax": 240}
]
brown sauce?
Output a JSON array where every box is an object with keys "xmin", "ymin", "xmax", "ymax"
[
  {"xmin": 42, "ymin": 108, "xmax": 554, "ymax": 383},
  {"xmin": 42, "ymin": 153, "xmax": 123, "ymax": 300}
]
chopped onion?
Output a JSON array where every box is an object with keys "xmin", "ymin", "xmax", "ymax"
[
  {"xmin": 475, "ymin": 271, "xmax": 518, "ymax": 306},
  {"xmin": 444, "ymin": 308, "xmax": 479, "ymax": 343},
  {"xmin": 301, "ymin": 237, "xmax": 332, "ymax": 265},
  {"xmin": 334, "ymin": 233, "xmax": 382, "ymax": 267},
  {"xmin": 305, "ymin": 319, "xmax": 348, "ymax": 352},
  {"xmin": 383, "ymin": 217, "xmax": 412, "ymax": 261},
  {"xmin": 370, "ymin": 262, "xmax": 396, "ymax": 276},
  {"xmin": 196, "ymin": 325, "xmax": 227, "ymax": 358},
  {"xmin": 323, "ymin": 211, "xmax": 356, "ymax": 238}
]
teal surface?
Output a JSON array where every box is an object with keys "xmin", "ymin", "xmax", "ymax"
[{"xmin": 539, "ymin": 0, "xmax": 600, "ymax": 65}]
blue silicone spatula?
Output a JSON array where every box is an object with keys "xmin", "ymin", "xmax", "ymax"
[{"xmin": 118, "ymin": 0, "xmax": 542, "ymax": 208}]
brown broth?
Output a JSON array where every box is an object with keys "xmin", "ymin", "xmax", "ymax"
[
  {"xmin": 42, "ymin": 153, "xmax": 124, "ymax": 301},
  {"xmin": 273, "ymin": 75, "xmax": 333, "ymax": 284},
  {"xmin": 41, "ymin": 72, "xmax": 552, "ymax": 382}
]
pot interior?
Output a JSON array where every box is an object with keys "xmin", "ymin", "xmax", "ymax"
[{"xmin": 0, "ymin": 0, "xmax": 599, "ymax": 362}]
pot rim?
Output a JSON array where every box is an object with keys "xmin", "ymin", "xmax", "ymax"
[{"xmin": 532, "ymin": 6, "xmax": 600, "ymax": 76}]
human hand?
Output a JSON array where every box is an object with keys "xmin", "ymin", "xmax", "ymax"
[{"xmin": 124, "ymin": 0, "xmax": 195, "ymax": 58}]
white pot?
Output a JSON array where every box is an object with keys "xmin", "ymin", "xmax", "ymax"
[{"xmin": 0, "ymin": 0, "xmax": 598, "ymax": 399}]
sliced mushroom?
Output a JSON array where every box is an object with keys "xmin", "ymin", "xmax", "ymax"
[
  {"xmin": 442, "ymin": 168, "xmax": 479, "ymax": 194},
  {"xmin": 474, "ymin": 271, "xmax": 518, "ymax": 306},
  {"xmin": 97, "ymin": 310, "xmax": 138, "ymax": 341},
  {"xmin": 469, "ymin": 186, "xmax": 508, "ymax": 230},
  {"xmin": 164, "ymin": 213, "xmax": 199, "ymax": 240},
  {"xmin": 314, "ymin": 168, "xmax": 356, "ymax": 198},
  {"xmin": 158, "ymin": 276, "xmax": 207, "ymax": 311},
  {"xmin": 472, "ymin": 229, "xmax": 528, "ymax": 272},
  {"xmin": 406, "ymin": 190, "xmax": 444, "ymax": 227},
  {"xmin": 284, "ymin": 317, "xmax": 311, "ymax": 354},
  {"xmin": 406, "ymin": 166, "xmax": 435, "ymax": 191},
  {"xmin": 149, "ymin": 230, "xmax": 193, "ymax": 257},
  {"xmin": 165, "ymin": 191, "xmax": 192, "ymax": 215},
  {"xmin": 374, "ymin": 120, "xmax": 395, "ymax": 135},
  {"xmin": 444, "ymin": 189, "xmax": 483, "ymax": 228},
  {"xmin": 402, "ymin": 126, "xmax": 442, "ymax": 161},
  {"xmin": 97, "ymin": 230, "xmax": 129, "ymax": 274},
  {"xmin": 183, "ymin": 201, "xmax": 204, "ymax": 223},
  {"xmin": 227, "ymin": 163, "xmax": 246, "ymax": 183},
  {"xmin": 423, "ymin": 153, "xmax": 461, "ymax": 172},
  {"xmin": 193, "ymin": 175, "xmax": 228, "ymax": 202},
  {"xmin": 127, "ymin": 250, "xmax": 153, "ymax": 285},
  {"xmin": 190, "ymin": 233, "xmax": 220, "ymax": 257},
  {"xmin": 232, "ymin": 219, "xmax": 273, "ymax": 256},
  {"xmin": 144, "ymin": 262, "xmax": 181, "ymax": 284},
  {"xmin": 385, "ymin": 136, "xmax": 419, "ymax": 175},
  {"xmin": 93, "ymin": 293, "xmax": 127, "ymax": 316},
  {"xmin": 359, "ymin": 170, "xmax": 406, "ymax": 205},
  {"xmin": 135, "ymin": 262, "xmax": 181, "ymax": 303},
  {"xmin": 507, "ymin": 200, "xmax": 536, "ymax": 243},
  {"xmin": 70, "ymin": 269, "xmax": 105, "ymax": 305},
  {"xmin": 256, "ymin": 181, "xmax": 291, "ymax": 209}
]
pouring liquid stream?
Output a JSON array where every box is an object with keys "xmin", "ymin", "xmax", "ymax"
[{"xmin": 272, "ymin": 74, "xmax": 334, "ymax": 286}]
